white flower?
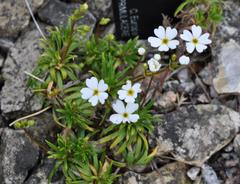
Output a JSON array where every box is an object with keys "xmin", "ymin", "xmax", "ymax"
[
  {"xmin": 110, "ymin": 100, "xmax": 139, "ymax": 124},
  {"xmin": 179, "ymin": 55, "xmax": 190, "ymax": 65},
  {"xmin": 148, "ymin": 26, "xmax": 179, "ymax": 52},
  {"xmin": 180, "ymin": 25, "xmax": 212, "ymax": 53},
  {"xmin": 118, "ymin": 80, "xmax": 141, "ymax": 103},
  {"xmin": 138, "ymin": 47, "xmax": 146, "ymax": 55},
  {"xmin": 148, "ymin": 58, "xmax": 161, "ymax": 72},
  {"xmin": 80, "ymin": 77, "xmax": 108, "ymax": 106},
  {"xmin": 153, "ymin": 54, "xmax": 161, "ymax": 61}
]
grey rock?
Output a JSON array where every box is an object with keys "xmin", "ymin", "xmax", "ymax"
[
  {"xmin": 0, "ymin": 116, "xmax": 4, "ymax": 127},
  {"xmin": 151, "ymin": 105, "xmax": 240, "ymax": 166},
  {"xmin": 86, "ymin": 0, "xmax": 112, "ymax": 20},
  {"xmin": 177, "ymin": 68, "xmax": 192, "ymax": 83},
  {"xmin": 38, "ymin": 0, "xmax": 96, "ymax": 36},
  {"xmin": 202, "ymin": 164, "xmax": 220, "ymax": 184},
  {"xmin": 101, "ymin": 23, "xmax": 116, "ymax": 37},
  {"xmin": 213, "ymin": 40, "xmax": 240, "ymax": 94},
  {"xmin": 187, "ymin": 167, "xmax": 200, "ymax": 181},
  {"xmin": 177, "ymin": 68, "xmax": 195, "ymax": 93},
  {"xmin": 212, "ymin": 0, "xmax": 240, "ymax": 94},
  {"xmin": 179, "ymin": 81, "xmax": 196, "ymax": 93},
  {"xmin": 224, "ymin": 144, "xmax": 234, "ymax": 152},
  {"xmin": 24, "ymin": 158, "xmax": 64, "ymax": 184},
  {"xmin": 24, "ymin": 112, "xmax": 59, "ymax": 147},
  {"xmin": 0, "ymin": 54, "xmax": 4, "ymax": 68},
  {"xmin": 199, "ymin": 63, "xmax": 215, "ymax": 86},
  {"xmin": 155, "ymin": 91, "xmax": 177, "ymax": 113},
  {"xmin": 0, "ymin": 38, "xmax": 14, "ymax": 51},
  {"xmin": 0, "ymin": 29, "xmax": 43, "ymax": 119},
  {"xmin": 0, "ymin": 0, "xmax": 44, "ymax": 38},
  {"xmin": 0, "ymin": 128, "xmax": 39, "ymax": 184},
  {"xmin": 233, "ymin": 134, "xmax": 240, "ymax": 156},
  {"xmin": 120, "ymin": 162, "xmax": 191, "ymax": 184}
]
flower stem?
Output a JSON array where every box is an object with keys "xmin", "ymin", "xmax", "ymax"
[{"xmin": 140, "ymin": 75, "xmax": 154, "ymax": 108}]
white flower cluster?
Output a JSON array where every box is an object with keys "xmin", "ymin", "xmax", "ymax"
[
  {"xmin": 138, "ymin": 25, "xmax": 212, "ymax": 71},
  {"xmin": 81, "ymin": 77, "xmax": 142, "ymax": 124}
]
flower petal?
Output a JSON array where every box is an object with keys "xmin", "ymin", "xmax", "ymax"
[
  {"xmin": 180, "ymin": 30, "xmax": 193, "ymax": 41},
  {"xmin": 158, "ymin": 44, "xmax": 169, "ymax": 52},
  {"xmin": 129, "ymin": 114, "xmax": 139, "ymax": 123},
  {"xmin": 179, "ymin": 55, "xmax": 190, "ymax": 65},
  {"xmin": 196, "ymin": 44, "xmax": 207, "ymax": 53},
  {"xmin": 122, "ymin": 117, "xmax": 130, "ymax": 123},
  {"xmin": 112, "ymin": 100, "xmax": 125, "ymax": 114},
  {"xmin": 86, "ymin": 77, "xmax": 98, "ymax": 89},
  {"xmin": 186, "ymin": 42, "xmax": 195, "ymax": 53},
  {"xmin": 126, "ymin": 103, "xmax": 139, "ymax": 113},
  {"xmin": 98, "ymin": 92, "xmax": 108, "ymax": 104},
  {"xmin": 132, "ymin": 83, "xmax": 141, "ymax": 93},
  {"xmin": 192, "ymin": 25, "xmax": 202, "ymax": 38},
  {"xmin": 199, "ymin": 33, "xmax": 212, "ymax": 45},
  {"xmin": 166, "ymin": 27, "xmax": 177, "ymax": 40},
  {"xmin": 124, "ymin": 96, "xmax": 135, "ymax": 103},
  {"xmin": 98, "ymin": 79, "xmax": 108, "ymax": 92},
  {"xmin": 118, "ymin": 90, "xmax": 127, "ymax": 100},
  {"xmin": 154, "ymin": 26, "xmax": 165, "ymax": 39},
  {"xmin": 147, "ymin": 58, "xmax": 154, "ymax": 66},
  {"xmin": 110, "ymin": 114, "xmax": 123, "ymax": 124},
  {"xmin": 122, "ymin": 81, "xmax": 131, "ymax": 90},
  {"xmin": 89, "ymin": 96, "xmax": 98, "ymax": 106},
  {"xmin": 80, "ymin": 88, "xmax": 93, "ymax": 99},
  {"xmin": 148, "ymin": 37, "xmax": 161, "ymax": 47},
  {"xmin": 168, "ymin": 40, "xmax": 179, "ymax": 49}
]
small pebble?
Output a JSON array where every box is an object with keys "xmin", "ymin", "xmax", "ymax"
[{"xmin": 187, "ymin": 167, "xmax": 200, "ymax": 181}]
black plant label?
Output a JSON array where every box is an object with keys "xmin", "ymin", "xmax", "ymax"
[{"xmin": 112, "ymin": 0, "xmax": 183, "ymax": 40}]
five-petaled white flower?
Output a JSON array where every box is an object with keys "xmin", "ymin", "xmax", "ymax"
[
  {"xmin": 148, "ymin": 58, "xmax": 161, "ymax": 72},
  {"xmin": 180, "ymin": 25, "xmax": 212, "ymax": 53},
  {"xmin": 179, "ymin": 55, "xmax": 190, "ymax": 65},
  {"xmin": 110, "ymin": 100, "xmax": 139, "ymax": 124},
  {"xmin": 80, "ymin": 77, "xmax": 108, "ymax": 106},
  {"xmin": 118, "ymin": 80, "xmax": 141, "ymax": 103},
  {"xmin": 138, "ymin": 47, "xmax": 146, "ymax": 55},
  {"xmin": 148, "ymin": 26, "xmax": 179, "ymax": 52}
]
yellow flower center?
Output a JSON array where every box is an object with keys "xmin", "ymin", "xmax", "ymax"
[
  {"xmin": 192, "ymin": 38, "xmax": 199, "ymax": 45},
  {"xmin": 123, "ymin": 113, "xmax": 129, "ymax": 118},
  {"xmin": 127, "ymin": 89, "xmax": 134, "ymax": 96},
  {"xmin": 162, "ymin": 38, "xmax": 169, "ymax": 45},
  {"xmin": 93, "ymin": 89, "xmax": 99, "ymax": 96}
]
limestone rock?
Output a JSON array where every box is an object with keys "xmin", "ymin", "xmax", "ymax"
[
  {"xmin": 233, "ymin": 134, "xmax": 240, "ymax": 156},
  {"xmin": 24, "ymin": 112, "xmax": 60, "ymax": 147},
  {"xmin": 0, "ymin": 128, "xmax": 39, "ymax": 184},
  {"xmin": 187, "ymin": 167, "xmax": 200, "ymax": 181},
  {"xmin": 155, "ymin": 91, "xmax": 177, "ymax": 113},
  {"xmin": 86, "ymin": 0, "xmax": 112, "ymax": 20},
  {"xmin": 38, "ymin": 0, "xmax": 96, "ymax": 36},
  {"xmin": 24, "ymin": 158, "xmax": 64, "ymax": 184},
  {"xmin": 0, "ymin": 29, "xmax": 42, "ymax": 119},
  {"xmin": 0, "ymin": 0, "xmax": 44, "ymax": 38},
  {"xmin": 212, "ymin": 0, "xmax": 240, "ymax": 94},
  {"xmin": 0, "ymin": 54, "xmax": 4, "ymax": 68},
  {"xmin": 213, "ymin": 40, "xmax": 240, "ymax": 94},
  {"xmin": 151, "ymin": 105, "xmax": 240, "ymax": 166},
  {"xmin": 202, "ymin": 164, "xmax": 220, "ymax": 184},
  {"xmin": 120, "ymin": 162, "xmax": 191, "ymax": 184}
]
